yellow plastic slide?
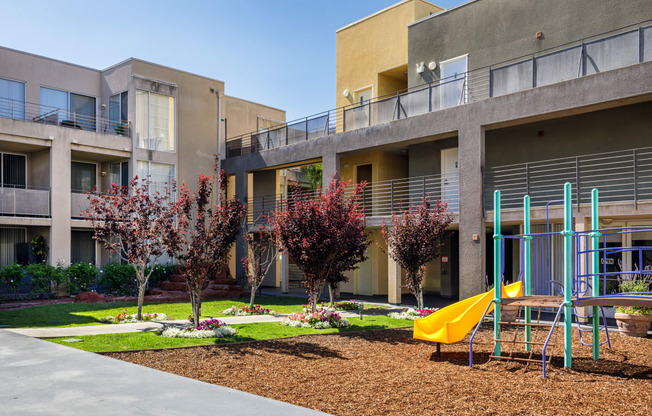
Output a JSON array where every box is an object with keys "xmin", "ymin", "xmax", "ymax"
[{"xmin": 413, "ymin": 281, "xmax": 523, "ymax": 344}]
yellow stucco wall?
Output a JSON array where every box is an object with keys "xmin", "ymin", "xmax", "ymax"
[{"xmin": 336, "ymin": 0, "xmax": 443, "ymax": 111}]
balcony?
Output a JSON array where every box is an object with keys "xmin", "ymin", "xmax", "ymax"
[
  {"xmin": 0, "ymin": 186, "xmax": 50, "ymax": 217},
  {"xmin": 71, "ymin": 192, "xmax": 91, "ymax": 219},
  {"xmin": 247, "ymin": 173, "xmax": 459, "ymax": 225},
  {"xmin": 0, "ymin": 97, "xmax": 131, "ymax": 137},
  {"xmin": 484, "ymin": 147, "xmax": 652, "ymax": 210},
  {"xmin": 226, "ymin": 20, "xmax": 651, "ymax": 158}
]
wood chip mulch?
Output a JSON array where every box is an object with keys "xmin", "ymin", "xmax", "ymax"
[{"xmin": 108, "ymin": 327, "xmax": 652, "ymax": 416}]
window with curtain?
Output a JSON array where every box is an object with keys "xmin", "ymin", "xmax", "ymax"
[
  {"xmin": 137, "ymin": 161, "xmax": 175, "ymax": 196},
  {"xmin": 3, "ymin": 154, "xmax": 26, "ymax": 188},
  {"xmin": 0, "ymin": 228, "xmax": 26, "ymax": 266},
  {"xmin": 108, "ymin": 161, "xmax": 129, "ymax": 189},
  {"xmin": 71, "ymin": 162, "xmax": 96, "ymax": 193},
  {"xmin": 136, "ymin": 90, "xmax": 175, "ymax": 152},
  {"xmin": 71, "ymin": 230, "xmax": 96, "ymax": 265},
  {"xmin": 0, "ymin": 78, "xmax": 25, "ymax": 120},
  {"xmin": 109, "ymin": 91, "xmax": 128, "ymax": 134}
]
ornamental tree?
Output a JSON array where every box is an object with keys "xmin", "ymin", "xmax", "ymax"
[
  {"xmin": 271, "ymin": 176, "xmax": 370, "ymax": 313},
  {"xmin": 382, "ymin": 197, "xmax": 453, "ymax": 309},
  {"xmin": 85, "ymin": 177, "xmax": 187, "ymax": 320},
  {"xmin": 242, "ymin": 214, "xmax": 279, "ymax": 309},
  {"xmin": 177, "ymin": 160, "xmax": 247, "ymax": 327}
]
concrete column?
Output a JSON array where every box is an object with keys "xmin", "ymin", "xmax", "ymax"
[
  {"xmin": 50, "ymin": 136, "xmax": 71, "ymax": 266},
  {"xmin": 458, "ymin": 126, "xmax": 486, "ymax": 300},
  {"xmin": 388, "ymin": 253, "xmax": 402, "ymax": 304},
  {"xmin": 279, "ymin": 253, "xmax": 289, "ymax": 293},
  {"xmin": 322, "ymin": 152, "xmax": 340, "ymax": 188},
  {"xmin": 234, "ymin": 170, "xmax": 248, "ymax": 284}
]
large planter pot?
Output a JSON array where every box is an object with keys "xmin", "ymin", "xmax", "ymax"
[
  {"xmin": 500, "ymin": 304, "xmax": 520, "ymax": 323},
  {"xmin": 615, "ymin": 312, "xmax": 652, "ymax": 338}
]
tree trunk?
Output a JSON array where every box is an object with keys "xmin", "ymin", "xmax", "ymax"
[
  {"xmin": 191, "ymin": 288, "xmax": 201, "ymax": 328},
  {"xmin": 328, "ymin": 284, "xmax": 335, "ymax": 307},
  {"xmin": 249, "ymin": 283, "xmax": 257, "ymax": 309},
  {"xmin": 418, "ymin": 287, "xmax": 424, "ymax": 310},
  {"xmin": 137, "ymin": 283, "xmax": 146, "ymax": 321}
]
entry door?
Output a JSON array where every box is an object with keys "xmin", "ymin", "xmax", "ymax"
[
  {"xmin": 441, "ymin": 148, "xmax": 459, "ymax": 212},
  {"xmin": 440, "ymin": 55, "xmax": 468, "ymax": 108}
]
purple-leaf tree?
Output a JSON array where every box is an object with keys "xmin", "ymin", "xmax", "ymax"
[
  {"xmin": 271, "ymin": 177, "xmax": 370, "ymax": 313},
  {"xmin": 84, "ymin": 177, "xmax": 187, "ymax": 320},
  {"xmin": 382, "ymin": 197, "xmax": 453, "ymax": 309},
  {"xmin": 242, "ymin": 214, "xmax": 279, "ymax": 309},
  {"xmin": 177, "ymin": 159, "xmax": 247, "ymax": 328}
]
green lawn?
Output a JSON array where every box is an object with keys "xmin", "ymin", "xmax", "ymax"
[
  {"xmin": 0, "ymin": 296, "xmax": 312, "ymax": 328},
  {"xmin": 46, "ymin": 316, "xmax": 412, "ymax": 352}
]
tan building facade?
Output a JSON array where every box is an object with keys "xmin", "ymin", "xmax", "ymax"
[{"xmin": 0, "ymin": 46, "xmax": 284, "ymax": 268}]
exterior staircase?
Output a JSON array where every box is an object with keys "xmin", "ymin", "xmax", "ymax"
[{"xmin": 149, "ymin": 269, "xmax": 247, "ymax": 301}]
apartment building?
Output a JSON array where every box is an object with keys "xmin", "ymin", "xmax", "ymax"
[
  {"xmin": 0, "ymin": 47, "xmax": 285, "ymax": 269},
  {"xmin": 223, "ymin": 0, "xmax": 652, "ymax": 303}
]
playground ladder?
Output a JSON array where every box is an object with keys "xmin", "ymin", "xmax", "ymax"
[{"xmin": 488, "ymin": 298, "xmax": 564, "ymax": 377}]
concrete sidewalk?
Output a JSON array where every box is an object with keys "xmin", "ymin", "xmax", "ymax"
[
  {"xmin": 4, "ymin": 311, "xmax": 369, "ymax": 338},
  {"xmin": 0, "ymin": 329, "xmax": 331, "ymax": 416}
]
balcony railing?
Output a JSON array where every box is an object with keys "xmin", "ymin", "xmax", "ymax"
[
  {"xmin": 0, "ymin": 97, "xmax": 131, "ymax": 137},
  {"xmin": 247, "ymin": 173, "xmax": 459, "ymax": 224},
  {"xmin": 484, "ymin": 147, "xmax": 652, "ymax": 210},
  {"xmin": 0, "ymin": 186, "xmax": 50, "ymax": 217},
  {"xmin": 71, "ymin": 192, "xmax": 91, "ymax": 219},
  {"xmin": 226, "ymin": 20, "xmax": 651, "ymax": 158}
]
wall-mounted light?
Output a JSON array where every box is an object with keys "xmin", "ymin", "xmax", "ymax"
[
  {"xmin": 416, "ymin": 62, "xmax": 425, "ymax": 74},
  {"xmin": 101, "ymin": 171, "xmax": 107, "ymax": 177},
  {"xmin": 428, "ymin": 62, "xmax": 437, "ymax": 71},
  {"xmin": 71, "ymin": 139, "xmax": 79, "ymax": 144},
  {"xmin": 342, "ymin": 89, "xmax": 350, "ymax": 98},
  {"xmin": 101, "ymin": 104, "xmax": 107, "ymax": 111},
  {"xmin": 536, "ymin": 31, "xmax": 543, "ymax": 39},
  {"xmin": 47, "ymin": 135, "xmax": 54, "ymax": 141}
]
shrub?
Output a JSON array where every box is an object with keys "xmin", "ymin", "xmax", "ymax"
[
  {"xmin": 222, "ymin": 305, "xmax": 273, "ymax": 316},
  {"xmin": 146, "ymin": 263, "xmax": 176, "ymax": 288},
  {"xmin": 99, "ymin": 263, "xmax": 137, "ymax": 296},
  {"xmin": 30, "ymin": 235, "xmax": 48, "ymax": 262},
  {"xmin": 66, "ymin": 263, "xmax": 99, "ymax": 294},
  {"xmin": 280, "ymin": 307, "xmax": 351, "ymax": 329},
  {"xmin": 321, "ymin": 300, "xmax": 361, "ymax": 311},
  {"xmin": 161, "ymin": 318, "xmax": 236, "ymax": 338},
  {"xmin": 388, "ymin": 307, "xmax": 438, "ymax": 320},
  {"xmin": 0, "ymin": 264, "xmax": 26, "ymax": 295},
  {"xmin": 26, "ymin": 263, "xmax": 66, "ymax": 297}
]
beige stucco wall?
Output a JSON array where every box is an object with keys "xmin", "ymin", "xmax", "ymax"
[{"xmin": 223, "ymin": 95, "xmax": 285, "ymax": 139}]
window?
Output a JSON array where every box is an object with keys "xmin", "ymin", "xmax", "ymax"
[
  {"xmin": 71, "ymin": 162, "xmax": 96, "ymax": 193},
  {"xmin": 109, "ymin": 92, "xmax": 128, "ymax": 135},
  {"xmin": 0, "ymin": 228, "xmax": 26, "ymax": 266},
  {"xmin": 136, "ymin": 90, "xmax": 175, "ymax": 152},
  {"xmin": 71, "ymin": 230, "xmax": 96, "ymax": 265},
  {"xmin": 39, "ymin": 87, "xmax": 97, "ymax": 131},
  {"xmin": 137, "ymin": 161, "xmax": 175, "ymax": 196},
  {"xmin": 0, "ymin": 78, "xmax": 25, "ymax": 120},
  {"xmin": 109, "ymin": 161, "xmax": 129, "ymax": 189},
  {"xmin": 2, "ymin": 154, "xmax": 26, "ymax": 188}
]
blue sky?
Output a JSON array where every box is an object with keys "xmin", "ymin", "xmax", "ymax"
[{"xmin": 3, "ymin": 0, "xmax": 465, "ymax": 122}]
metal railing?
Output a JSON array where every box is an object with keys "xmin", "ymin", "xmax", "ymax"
[
  {"xmin": 0, "ymin": 97, "xmax": 131, "ymax": 137},
  {"xmin": 0, "ymin": 186, "xmax": 50, "ymax": 217},
  {"xmin": 484, "ymin": 147, "xmax": 652, "ymax": 209},
  {"xmin": 247, "ymin": 172, "xmax": 459, "ymax": 224},
  {"xmin": 226, "ymin": 20, "xmax": 651, "ymax": 158}
]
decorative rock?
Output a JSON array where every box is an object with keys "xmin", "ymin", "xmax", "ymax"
[{"xmin": 74, "ymin": 291, "xmax": 105, "ymax": 303}]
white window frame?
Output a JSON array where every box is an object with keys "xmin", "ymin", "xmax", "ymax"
[
  {"xmin": 439, "ymin": 54, "xmax": 469, "ymax": 105},
  {"xmin": 39, "ymin": 86, "xmax": 98, "ymax": 131},
  {"xmin": 136, "ymin": 89, "xmax": 177, "ymax": 153}
]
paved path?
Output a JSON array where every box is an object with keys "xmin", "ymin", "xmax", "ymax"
[
  {"xmin": 4, "ymin": 311, "xmax": 372, "ymax": 338},
  {"xmin": 0, "ymin": 329, "xmax": 331, "ymax": 416}
]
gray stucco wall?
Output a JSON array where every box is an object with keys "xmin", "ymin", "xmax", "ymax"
[
  {"xmin": 485, "ymin": 101, "xmax": 652, "ymax": 167},
  {"xmin": 408, "ymin": 0, "xmax": 652, "ymax": 88}
]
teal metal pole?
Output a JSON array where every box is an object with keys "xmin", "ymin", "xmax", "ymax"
[
  {"xmin": 493, "ymin": 190, "xmax": 503, "ymax": 358},
  {"xmin": 591, "ymin": 189, "xmax": 600, "ymax": 360},
  {"xmin": 562, "ymin": 182, "xmax": 574, "ymax": 368},
  {"xmin": 523, "ymin": 195, "xmax": 532, "ymax": 351}
]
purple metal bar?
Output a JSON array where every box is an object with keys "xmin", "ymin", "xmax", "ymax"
[
  {"xmin": 543, "ymin": 305, "xmax": 565, "ymax": 378},
  {"xmin": 469, "ymin": 300, "xmax": 495, "ymax": 368}
]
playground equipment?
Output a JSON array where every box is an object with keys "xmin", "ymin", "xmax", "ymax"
[
  {"xmin": 467, "ymin": 183, "xmax": 652, "ymax": 377},
  {"xmin": 413, "ymin": 281, "xmax": 522, "ymax": 344}
]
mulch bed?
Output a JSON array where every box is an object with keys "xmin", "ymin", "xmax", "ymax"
[{"xmin": 109, "ymin": 326, "xmax": 652, "ymax": 416}]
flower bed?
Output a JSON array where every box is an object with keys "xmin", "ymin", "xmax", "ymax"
[
  {"xmin": 281, "ymin": 308, "xmax": 351, "ymax": 329},
  {"xmin": 161, "ymin": 318, "xmax": 237, "ymax": 339},
  {"xmin": 320, "ymin": 300, "xmax": 361, "ymax": 311},
  {"xmin": 388, "ymin": 308, "xmax": 437, "ymax": 320},
  {"xmin": 222, "ymin": 305, "xmax": 274, "ymax": 316},
  {"xmin": 100, "ymin": 310, "xmax": 168, "ymax": 324}
]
